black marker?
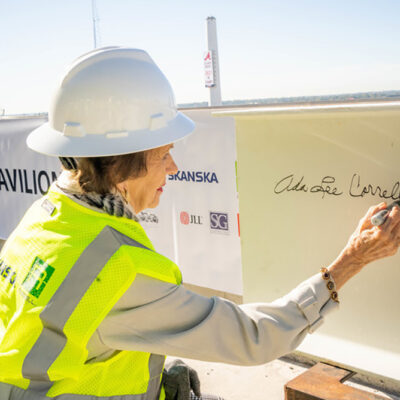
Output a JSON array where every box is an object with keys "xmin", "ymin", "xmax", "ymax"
[{"xmin": 371, "ymin": 200, "xmax": 400, "ymax": 226}]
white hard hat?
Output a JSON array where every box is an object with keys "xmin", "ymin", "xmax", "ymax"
[{"xmin": 27, "ymin": 47, "xmax": 195, "ymax": 157}]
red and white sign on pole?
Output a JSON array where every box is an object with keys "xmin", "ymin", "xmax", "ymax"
[{"xmin": 204, "ymin": 50, "xmax": 215, "ymax": 88}]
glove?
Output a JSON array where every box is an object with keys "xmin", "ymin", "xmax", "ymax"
[{"xmin": 162, "ymin": 359, "xmax": 201, "ymax": 400}]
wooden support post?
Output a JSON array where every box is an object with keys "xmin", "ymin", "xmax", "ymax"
[{"xmin": 285, "ymin": 362, "xmax": 387, "ymax": 400}]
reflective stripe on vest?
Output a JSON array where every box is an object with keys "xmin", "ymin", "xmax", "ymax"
[{"xmin": 21, "ymin": 225, "xmax": 164, "ymax": 399}]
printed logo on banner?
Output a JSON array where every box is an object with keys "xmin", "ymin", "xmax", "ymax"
[
  {"xmin": 180, "ymin": 211, "xmax": 190, "ymax": 225},
  {"xmin": 210, "ymin": 212, "xmax": 229, "ymax": 234},
  {"xmin": 137, "ymin": 212, "xmax": 159, "ymax": 224},
  {"xmin": 0, "ymin": 168, "xmax": 59, "ymax": 195},
  {"xmin": 169, "ymin": 170, "xmax": 219, "ymax": 184},
  {"xmin": 180, "ymin": 211, "xmax": 203, "ymax": 225}
]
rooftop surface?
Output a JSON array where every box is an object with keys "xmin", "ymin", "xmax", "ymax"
[{"xmin": 167, "ymin": 356, "xmax": 400, "ymax": 400}]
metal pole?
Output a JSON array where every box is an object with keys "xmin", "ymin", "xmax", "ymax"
[
  {"xmin": 92, "ymin": 0, "xmax": 100, "ymax": 49},
  {"xmin": 206, "ymin": 16, "xmax": 222, "ymax": 106}
]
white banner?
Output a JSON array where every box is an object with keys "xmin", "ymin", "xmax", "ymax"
[
  {"xmin": 0, "ymin": 111, "xmax": 242, "ymax": 295},
  {"xmin": 141, "ymin": 109, "xmax": 242, "ymax": 294},
  {"xmin": 0, "ymin": 117, "xmax": 61, "ymax": 238}
]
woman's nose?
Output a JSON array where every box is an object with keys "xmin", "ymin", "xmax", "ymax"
[{"xmin": 167, "ymin": 155, "xmax": 178, "ymax": 175}]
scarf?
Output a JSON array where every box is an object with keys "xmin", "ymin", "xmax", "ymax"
[{"xmin": 56, "ymin": 170, "xmax": 138, "ymax": 221}]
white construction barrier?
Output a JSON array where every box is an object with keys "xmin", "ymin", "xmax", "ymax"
[{"xmin": 0, "ymin": 110, "xmax": 242, "ymax": 295}]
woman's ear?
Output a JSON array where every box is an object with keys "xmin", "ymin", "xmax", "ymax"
[{"xmin": 116, "ymin": 182, "xmax": 129, "ymax": 203}]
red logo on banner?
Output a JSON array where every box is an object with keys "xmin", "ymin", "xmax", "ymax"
[
  {"xmin": 180, "ymin": 211, "xmax": 190, "ymax": 225},
  {"xmin": 204, "ymin": 51, "xmax": 211, "ymax": 61}
]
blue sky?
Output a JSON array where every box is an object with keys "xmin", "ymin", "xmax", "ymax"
[{"xmin": 1, "ymin": 0, "xmax": 400, "ymax": 114}]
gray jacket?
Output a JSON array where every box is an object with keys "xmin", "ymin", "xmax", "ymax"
[{"xmin": 87, "ymin": 272, "xmax": 337, "ymax": 366}]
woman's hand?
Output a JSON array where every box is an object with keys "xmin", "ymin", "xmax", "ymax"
[
  {"xmin": 162, "ymin": 359, "xmax": 201, "ymax": 400},
  {"xmin": 329, "ymin": 203, "xmax": 400, "ymax": 290}
]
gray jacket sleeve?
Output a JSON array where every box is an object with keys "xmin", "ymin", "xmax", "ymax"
[{"xmin": 90, "ymin": 273, "xmax": 338, "ymax": 366}]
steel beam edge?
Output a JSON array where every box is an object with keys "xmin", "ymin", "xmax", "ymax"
[{"xmin": 281, "ymin": 351, "xmax": 400, "ymax": 397}]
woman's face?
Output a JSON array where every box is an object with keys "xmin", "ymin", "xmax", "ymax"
[{"xmin": 117, "ymin": 144, "xmax": 178, "ymax": 214}]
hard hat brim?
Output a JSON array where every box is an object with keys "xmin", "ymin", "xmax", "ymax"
[{"xmin": 27, "ymin": 111, "xmax": 195, "ymax": 157}]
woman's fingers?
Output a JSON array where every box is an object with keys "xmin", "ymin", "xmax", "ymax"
[
  {"xmin": 359, "ymin": 202, "xmax": 387, "ymax": 231},
  {"xmin": 382, "ymin": 205, "xmax": 400, "ymax": 233},
  {"xmin": 344, "ymin": 203, "xmax": 400, "ymax": 267},
  {"xmin": 387, "ymin": 207, "xmax": 400, "ymax": 239},
  {"xmin": 370, "ymin": 206, "xmax": 400, "ymax": 258}
]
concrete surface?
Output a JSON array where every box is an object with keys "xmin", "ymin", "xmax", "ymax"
[
  {"xmin": 166, "ymin": 357, "xmax": 306, "ymax": 399},
  {"xmin": 166, "ymin": 356, "xmax": 400, "ymax": 400}
]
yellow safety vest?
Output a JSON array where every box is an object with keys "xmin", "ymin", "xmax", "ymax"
[{"xmin": 0, "ymin": 187, "xmax": 182, "ymax": 399}]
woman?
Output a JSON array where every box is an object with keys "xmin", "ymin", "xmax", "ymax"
[{"xmin": 0, "ymin": 47, "xmax": 399, "ymax": 400}]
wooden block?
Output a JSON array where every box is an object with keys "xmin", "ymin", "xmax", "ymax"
[{"xmin": 285, "ymin": 362, "xmax": 387, "ymax": 400}]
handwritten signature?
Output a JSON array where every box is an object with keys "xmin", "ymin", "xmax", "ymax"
[
  {"xmin": 274, "ymin": 174, "xmax": 342, "ymax": 199},
  {"xmin": 274, "ymin": 173, "xmax": 400, "ymax": 201},
  {"xmin": 349, "ymin": 174, "xmax": 400, "ymax": 200}
]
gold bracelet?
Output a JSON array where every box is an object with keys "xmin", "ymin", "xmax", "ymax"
[{"xmin": 320, "ymin": 267, "xmax": 339, "ymax": 303}]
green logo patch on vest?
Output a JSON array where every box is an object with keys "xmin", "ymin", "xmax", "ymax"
[{"xmin": 22, "ymin": 257, "xmax": 55, "ymax": 298}]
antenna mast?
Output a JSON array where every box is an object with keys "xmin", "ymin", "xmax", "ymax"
[{"xmin": 92, "ymin": 0, "xmax": 100, "ymax": 49}]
